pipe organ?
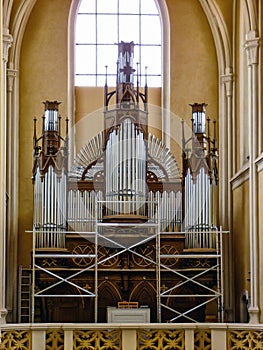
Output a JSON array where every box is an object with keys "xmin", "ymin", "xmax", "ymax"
[
  {"xmin": 32, "ymin": 101, "xmax": 68, "ymax": 249},
  {"xmin": 103, "ymin": 41, "xmax": 149, "ymax": 221},
  {"xmin": 104, "ymin": 118, "xmax": 147, "ymax": 218},
  {"xmin": 183, "ymin": 103, "xmax": 218, "ymax": 249},
  {"xmin": 31, "ymin": 42, "xmax": 221, "ymax": 323}
]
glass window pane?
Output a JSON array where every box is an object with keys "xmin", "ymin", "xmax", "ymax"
[
  {"xmin": 119, "ymin": 0, "xmax": 139, "ymax": 13},
  {"xmin": 97, "ymin": 0, "xmax": 117, "ymax": 13},
  {"xmin": 75, "ymin": 75, "xmax": 96, "ymax": 86},
  {"xmin": 140, "ymin": 46, "xmax": 161, "ymax": 75},
  {"xmin": 97, "ymin": 45, "xmax": 118, "ymax": 74},
  {"xmin": 107, "ymin": 74, "xmax": 117, "ymax": 87},
  {"xmin": 141, "ymin": 0, "xmax": 158, "ymax": 15},
  {"xmin": 78, "ymin": 0, "xmax": 96, "ymax": 13},
  {"xmin": 133, "ymin": 46, "xmax": 140, "ymax": 70},
  {"xmin": 141, "ymin": 15, "xmax": 161, "ymax": 44},
  {"xmin": 96, "ymin": 75, "xmax": 107, "ymax": 86},
  {"xmin": 97, "ymin": 15, "xmax": 118, "ymax": 43},
  {"xmin": 119, "ymin": 15, "xmax": 139, "ymax": 43},
  {"xmin": 75, "ymin": 45, "xmax": 96, "ymax": 74},
  {"xmin": 76, "ymin": 15, "xmax": 96, "ymax": 43}
]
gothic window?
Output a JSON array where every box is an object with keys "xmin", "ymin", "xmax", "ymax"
[{"xmin": 75, "ymin": 0, "xmax": 161, "ymax": 87}]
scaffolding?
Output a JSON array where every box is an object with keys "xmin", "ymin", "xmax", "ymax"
[
  {"xmin": 29, "ymin": 201, "xmax": 225, "ymax": 323},
  {"xmin": 157, "ymin": 228, "xmax": 224, "ymax": 322}
]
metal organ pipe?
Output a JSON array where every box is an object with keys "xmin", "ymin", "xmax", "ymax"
[
  {"xmin": 67, "ymin": 189, "xmax": 103, "ymax": 233},
  {"xmin": 33, "ymin": 166, "xmax": 67, "ymax": 249},
  {"xmin": 184, "ymin": 166, "xmax": 215, "ymax": 249},
  {"xmin": 146, "ymin": 190, "xmax": 182, "ymax": 232},
  {"xmin": 105, "ymin": 118, "xmax": 146, "ymax": 217}
]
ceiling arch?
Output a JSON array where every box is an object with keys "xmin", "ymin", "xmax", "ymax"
[
  {"xmin": 8, "ymin": 0, "xmax": 37, "ymax": 68},
  {"xmin": 199, "ymin": 0, "xmax": 232, "ymax": 74}
]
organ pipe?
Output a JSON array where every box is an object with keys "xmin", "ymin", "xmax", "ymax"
[
  {"xmin": 32, "ymin": 101, "xmax": 68, "ymax": 249},
  {"xmin": 105, "ymin": 118, "xmax": 147, "ymax": 217},
  {"xmin": 183, "ymin": 103, "xmax": 218, "ymax": 249}
]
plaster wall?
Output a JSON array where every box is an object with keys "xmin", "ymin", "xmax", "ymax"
[
  {"xmin": 167, "ymin": 0, "xmax": 218, "ymax": 130},
  {"xmin": 232, "ymin": 180, "xmax": 250, "ymax": 322},
  {"xmin": 19, "ymin": 0, "xmax": 71, "ymax": 265}
]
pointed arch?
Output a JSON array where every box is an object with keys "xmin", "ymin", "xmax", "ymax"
[
  {"xmin": 243, "ymin": 0, "xmax": 258, "ymax": 32},
  {"xmin": 67, "ymin": 0, "xmax": 171, "ymax": 156},
  {"xmin": 199, "ymin": 0, "xmax": 231, "ymax": 73}
]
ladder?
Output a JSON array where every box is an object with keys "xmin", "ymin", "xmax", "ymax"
[{"xmin": 18, "ymin": 266, "xmax": 32, "ymax": 323}]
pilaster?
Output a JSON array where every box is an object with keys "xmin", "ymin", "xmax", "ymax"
[
  {"xmin": 244, "ymin": 30, "xmax": 260, "ymax": 323},
  {"xmin": 221, "ymin": 68, "xmax": 234, "ymax": 321},
  {"xmin": 0, "ymin": 26, "xmax": 13, "ymax": 324},
  {"xmin": 6, "ymin": 67, "xmax": 18, "ymax": 322}
]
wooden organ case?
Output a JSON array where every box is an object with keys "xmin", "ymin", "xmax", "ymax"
[{"xmin": 31, "ymin": 42, "xmax": 222, "ymax": 324}]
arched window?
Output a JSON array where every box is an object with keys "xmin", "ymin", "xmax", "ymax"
[{"xmin": 75, "ymin": 0, "xmax": 161, "ymax": 87}]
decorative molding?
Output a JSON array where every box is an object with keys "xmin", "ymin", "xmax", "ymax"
[
  {"xmin": 3, "ymin": 29, "xmax": 13, "ymax": 63},
  {"xmin": 7, "ymin": 68, "xmax": 17, "ymax": 92},
  {"xmin": 244, "ymin": 31, "xmax": 260, "ymax": 66},
  {"xmin": 255, "ymin": 153, "xmax": 263, "ymax": 173},
  {"xmin": 228, "ymin": 329, "xmax": 263, "ymax": 348},
  {"xmin": 221, "ymin": 69, "xmax": 233, "ymax": 97},
  {"xmin": 230, "ymin": 165, "xmax": 249, "ymax": 190}
]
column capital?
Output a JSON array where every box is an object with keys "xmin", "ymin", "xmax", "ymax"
[
  {"xmin": 7, "ymin": 68, "xmax": 18, "ymax": 92},
  {"xmin": 244, "ymin": 31, "xmax": 260, "ymax": 66},
  {"xmin": 221, "ymin": 68, "xmax": 233, "ymax": 97},
  {"xmin": 3, "ymin": 28, "xmax": 13, "ymax": 63}
]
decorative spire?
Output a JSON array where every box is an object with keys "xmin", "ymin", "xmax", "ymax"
[{"xmin": 104, "ymin": 41, "xmax": 148, "ymax": 109}]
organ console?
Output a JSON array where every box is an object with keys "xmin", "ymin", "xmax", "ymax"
[{"xmin": 31, "ymin": 41, "xmax": 220, "ymax": 323}]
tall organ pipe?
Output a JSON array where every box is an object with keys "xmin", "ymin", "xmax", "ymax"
[
  {"xmin": 105, "ymin": 118, "xmax": 146, "ymax": 217},
  {"xmin": 184, "ymin": 167, "xmax": 216, "ymax": 249},
  {"xmin": 34, "ymin": 166, "xmax": 67, "ymax": 249}
]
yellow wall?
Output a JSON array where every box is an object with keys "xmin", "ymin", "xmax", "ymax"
[
  {"xmin": 232, "ymin": 180, "xmax": 250, "ymax": 322},
  {"xmin": 19, "ymin": 0, "xmax": 71, "ymax": 265},
  {"xmin": 167, "ymin": 0, "xmax": 218, "ymax": 126},
  {"xmin": 232, "ymin": 169, "xmax": 263, "ymax": 324}
]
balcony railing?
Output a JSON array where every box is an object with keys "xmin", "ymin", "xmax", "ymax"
[{"xmin": 0, "ymin": 323, "xmax": 263, "ymax": 350}]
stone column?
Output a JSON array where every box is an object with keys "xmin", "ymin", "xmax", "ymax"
[
  {"xmin": 221, "ymin": 68, "xmax": 234, "ymax": 321},
  {"xmin": 0, "ymin": 25, "xmax": 12, "ymax": 324},
  {"xmin": 244, "ymin": 30, "xmax": 260, "ymax": 324},
  {"xmin": 6, "ymin": 66, "xmax": 18, "ymax": 322}
]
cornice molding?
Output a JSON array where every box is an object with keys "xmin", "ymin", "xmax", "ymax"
[
  {"xmin": 230, "ymin": 154, "xmax": 263, "ymax": 189},
  {"xmin": 231, "ymin": 165, "xmax": 249, "ymax": 190}
]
